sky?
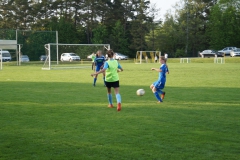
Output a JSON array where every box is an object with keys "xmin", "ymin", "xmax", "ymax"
[{"xmin": 150, "ymin": 0, "xmax": 179, "ymax": 20}]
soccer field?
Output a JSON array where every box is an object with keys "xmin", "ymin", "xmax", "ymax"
[{"xmin": 0, "ymin": 61, "xmax": 240, "ymax": 159}]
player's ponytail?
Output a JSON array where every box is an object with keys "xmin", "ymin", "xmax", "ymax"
[{"xmin": 107, "ymin": 49, "xmax": 114, "ymax": 58}]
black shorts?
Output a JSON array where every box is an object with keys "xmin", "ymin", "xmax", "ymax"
[{"xmin": 105, "ymin": 81, "xmax": 119, "ymax": 88}]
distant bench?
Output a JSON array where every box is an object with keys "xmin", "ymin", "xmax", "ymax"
[{"xmin": 180, "ymin": 58, "xmax": 190, "ymax": 63}]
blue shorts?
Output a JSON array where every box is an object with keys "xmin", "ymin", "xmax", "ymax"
[
  {"xmin": 96, "ymin": 66, "xmax": 101, "ymax": 72},
  {"xmin": 153, "ymin": 81, "xmax": 165, "ymax": 90}
]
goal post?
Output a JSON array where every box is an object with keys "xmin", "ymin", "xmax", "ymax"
[
  {"xmin": 0, "ymin": 48, "xmax": 2, "ymax": 70},
  {"xmin": 1, "ymin": 29, "xmax": 58, "ymax": 66},
  {"xmin": 135, "ymin": 51, "xmax": 161, "ymax": 64},
  {"xmin": 0, "ymin": 40, "xmax": 23, "ymax": 69},
  {"xmin": 42, "ymin": 43, "xmax": 110, "ymax": 70}
]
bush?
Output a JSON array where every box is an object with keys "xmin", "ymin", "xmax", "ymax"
[{"xmin": 175, "ymin": 49, "xmax": 187, "ymax": 58}]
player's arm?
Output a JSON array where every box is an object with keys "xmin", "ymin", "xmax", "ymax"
[
  {"xmin": 91, "ymin": 62, "xmax": 107, "ymax": 76},
  {"xmin": 117, "ymin": 63, "xmax": 123, "ymax": 72},
  {"xmin": 94, "ymin": 58, "xmax": 97, "ymax": 66},
  {"xmin": 91, "ymin": 68, "xmax": 106, "ymax": 76},
  {"xmin": 151, "ymin": 68, "xmax": 162, "ymax": 72},
  {"xmin": 166, "ymin": 64, "xmax": 169, "ymax": 74}
]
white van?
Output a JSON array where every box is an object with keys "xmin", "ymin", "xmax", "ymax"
[{"xmin": 0, "ymin": 50, "xmax": 12, "ymax": 62}]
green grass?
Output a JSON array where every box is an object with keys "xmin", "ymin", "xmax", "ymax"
[{"xmin": 0, "ymin": 60, "xmax": 240, "ymax": 160}]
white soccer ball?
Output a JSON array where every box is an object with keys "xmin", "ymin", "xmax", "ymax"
[{"xmin": 136, "ymin": 89, "xmax": 145, "ymax": 96}]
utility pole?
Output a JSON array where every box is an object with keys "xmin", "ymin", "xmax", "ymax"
[{"xmin": 185, "ymin": 0, "xmax": 189, "ymax": 56}]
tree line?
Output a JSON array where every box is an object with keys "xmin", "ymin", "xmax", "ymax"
[{"xmin": 0, "ymin": 0, "xmax": 239, "ymax": 59}]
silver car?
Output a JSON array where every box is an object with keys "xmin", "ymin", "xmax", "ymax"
[
  {"xmin": 60, "ymin": 53, "xmax": 80, "ymax": 62},
  {"xmin": 114, "ymin": 53, "xmax": 128, "ymax": 60},
  {"xmin": 21, "ymin": 55, "xmax": 30, "ymax": 62},
  {"xmin": 218, "ymin": 47, "xmax": 236, "ymax": 56},
  {"xmin": 199, "ymin": 50, "xmax": 216, "ymax": 58},
  {"xmin": 230, "ymin": 48, "xmax": 240, "ymax": 57}
]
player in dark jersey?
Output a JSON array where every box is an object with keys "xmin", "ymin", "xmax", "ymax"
[{"xmin": 93, "ymin": 50, "xmax": 105, "ymax": 86}]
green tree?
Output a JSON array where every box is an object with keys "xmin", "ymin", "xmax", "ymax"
[
  {"xmin": 145, "ymin": 3, "xmax": 161, "ymax": 51},
  {"xmin": 92, "ymin": 24, "xmax": 108, "ymax": 44},
  {"xmin": 178, "ymin": 0, "xmax": 211, "ymax": 56},
  {"xmin": 46, "ymin": 17, "xmax": 79, "ymax": 44},
  {"xmin": 18, "ymin": 31, "xmax": 57, "ymax": 60},
  {"xmin": 153, "ymin": 0, "xmax": 215, "ymax": 57},
  {"xmin": 207, "ymin": 0, "xmax": 240, "ymax": 49},
  {"xmin": 110, "ymin": 20, "xmax": 129, "ymax": 54},
  {"xmin": 129, "ymin": 0, "xmax": 150, "ymax": 53},
  {"xmin": 0, "ymin": 0, "xmax": 35, "ymax": 29}
]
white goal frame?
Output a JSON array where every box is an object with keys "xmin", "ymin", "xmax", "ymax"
[
  {"xmin": 42, "ymin": 43, "xmax": 111, "ymax": 70},
  {"xmin": 135, "ymin": 51, "xmax": 161, "ymax": 64},
  {"xmin": 0, "ymin": 48, "xmax": 2, "ymax": 70},
  {"xmin": 214, "ymin": 57, "xmax": 225, "ymax": 64}
]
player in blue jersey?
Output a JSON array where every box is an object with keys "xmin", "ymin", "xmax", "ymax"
[
  {"xmin": 93, "ymin": 50, "xmax": 106, "ymax": 86},
  {"xmin": 150, "ymin": 56, "xmax": 169, "ymax": 103}
]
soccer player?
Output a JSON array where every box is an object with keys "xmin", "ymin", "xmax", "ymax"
[
  {"xmin": 93, "ymin": 50, "xmax": 105, "ymax": 86},
  {"xmin": 150, "ymin": 56, "xmax": 168, "ymax": 103},
  {"xmin": 91, "ymin": 52, "xmax": 96, "ymax": 71},
  {"xmin": 164, "ymin": 53, "xmax": 168, "ymax": 62},
  {"xmin": 91, "ymin": 49, "xmax": 123, "ymax": 111}
]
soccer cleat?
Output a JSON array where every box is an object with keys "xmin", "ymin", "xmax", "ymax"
[
  {"xmin": 108, "ymin": 104, "xmax": 114, "ymax": 108},
  {"xmin": 157, "ymin": 101, "xmax": 163, "ymax": 103},
  {"xmin": 117, "ymin": 103, "xmax": 121, "ymax": 111},
  {"xmin": 161, "ymin": 92, "xmax": 165, "ymax": 100},
  {"xmin": 93, "ymin": 83, "xmax": 95, "ymax": 87}
]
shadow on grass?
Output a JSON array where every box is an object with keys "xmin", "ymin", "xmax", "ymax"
[
  {"xmin": 1, "ymin": 81, "xmax": 240, "ymax": 159},
  {"xmin": 1, "ymin": 81, "xmax": 240, "ymax": 107}
]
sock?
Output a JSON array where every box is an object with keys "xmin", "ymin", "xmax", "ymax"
[
  {"xmin": 154, "ymin": 92, "xmax": 162, "ymax": 102},
  {"xmin": 94, "ymin": 78, "xmax": 97, "ymax": 84},
  {"xmin": 116, "ymin": 93, "xmax": 121, "ymax": 104},
  {"xmin": 157, "ymin": 90, "xmax": 163, "ymax": 94},
  {"xmin": 107, "ymin": 94, "xmax": 112, "ymax": 104}
]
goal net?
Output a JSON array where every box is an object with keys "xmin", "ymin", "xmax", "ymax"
[
  {"xmin": 135, "ymin": 51, "xmax": 161, "ymax": 64},
  {"xmin": 0, "ymin": 39, "xmax": 22, "ymax": 70},
  {"xmin": 42, "ymin": 43, "xmax": 110, "ymax": 70},
  {"xmin": 0, "ymin": 29, "xmax": 57, "ymax": 67}
]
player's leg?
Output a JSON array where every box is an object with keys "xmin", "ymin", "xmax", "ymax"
[
  {"xmin": 93, "ymin": 74, "xmax": 98, "ymax": 86},
  {"xmin": 150, "ymin": 84, "xmax": 154, "ymax": 90},
  {"xmin": 152, "ymin": 82, "xmax": 163, "ymax": 103},
  {"xmin": 157, "ymin": 83, "xmax": 166, "ymax": 100},
  {"xmin": 93, "ymin": 66, "xmax": 100, "ymax": 86},
  {"xmin": 102, "ymin": 71, "xmax": 106, "ymax": 86},
  {"xmin": 106, "ymin": 84, "xmax": 113, "ymax": 108},
  {"xmin": 113, "ymin": 81, "xmax": 121, "ymax": 111}
]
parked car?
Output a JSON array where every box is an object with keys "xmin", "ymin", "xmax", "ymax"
[
  {"xmin": 199, "ymin": 50, "xmax": 216, "ymax": 58},
  {"xmin": 230, "ymin": 48, "xmax": 240, "ymax": 57},
  {"xmin": 218, "ymin": 47, "xmax": 237, "ymax": 56},
  {"xmin": 40, "ymin": 55, "xmax": 47, "ymax": 61},
  {"xmin": 60, "ymin": 53, "xmax": 80, "ymax": 62},
  {"xmin": 20, "ymin": 55, "xmax": 30, "ymax": 62},
  {"xmin": 215, "ymin": 52, "xmax": 224, "ymax": 57},
  {"xmin": 114, "ymin": 53, "xmax": 128, "ymax": 60},
  {"xmin": 0, "ymin": 50, "xmax": 12, "ymax": 62}
]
